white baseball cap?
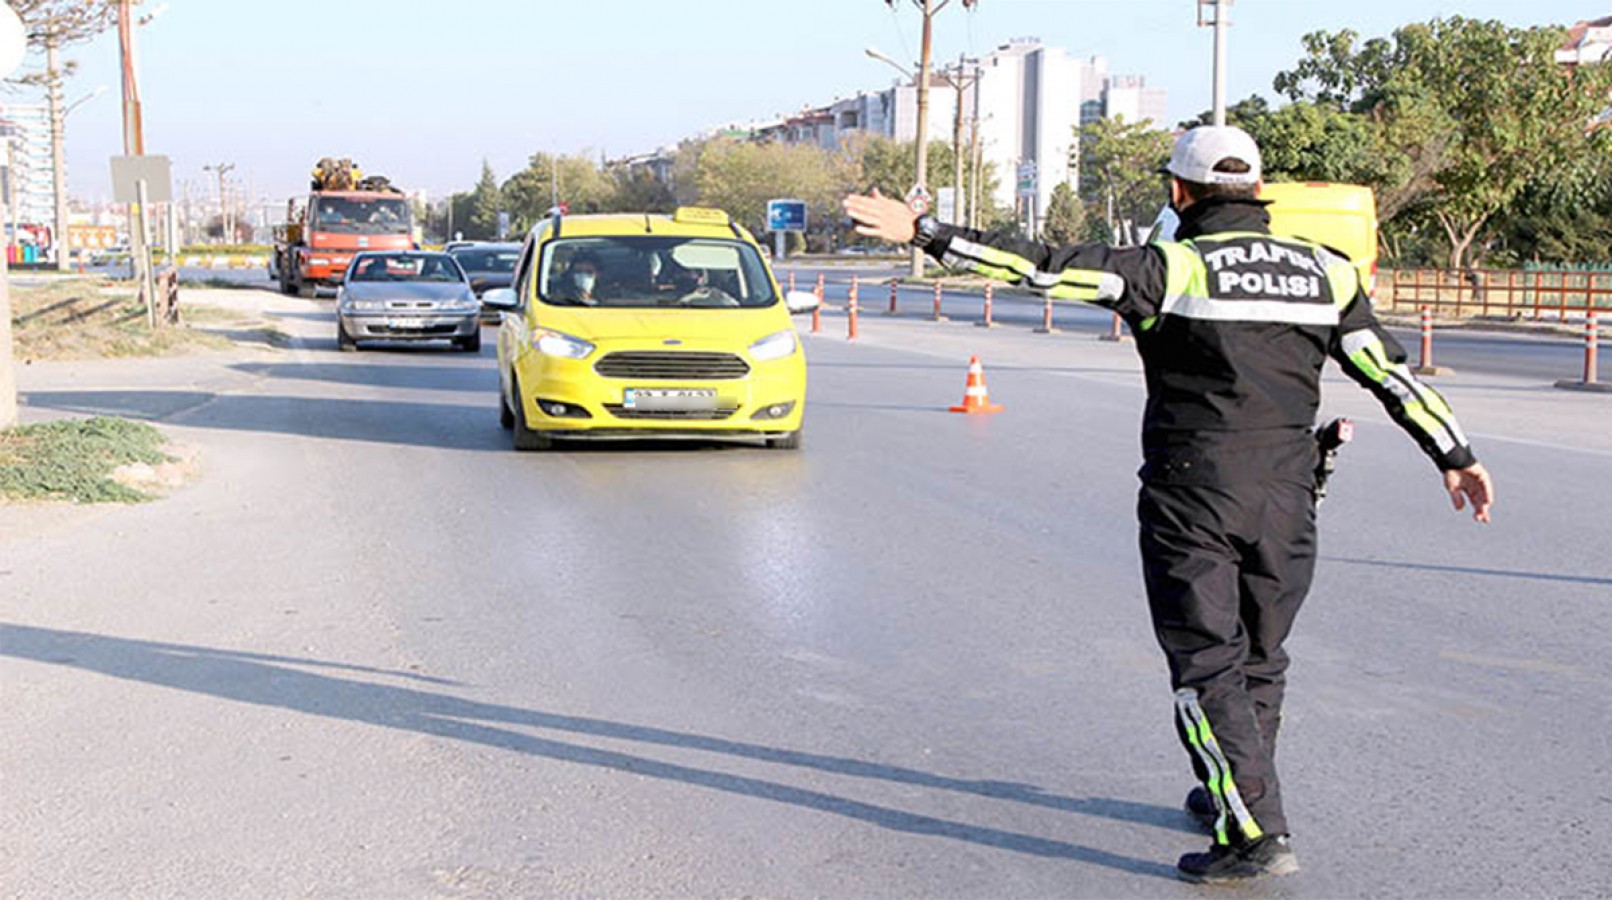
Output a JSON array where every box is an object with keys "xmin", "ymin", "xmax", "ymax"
[{"xmin": 1165, "ymin": 125, "xmax": 1262, "ymax": 185}]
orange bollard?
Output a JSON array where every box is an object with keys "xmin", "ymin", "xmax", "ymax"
[
  {"xmin": 1033, "ymin": 293, "xmax": 1060, "ymax": 334},
  {"xmin": 848, "ymin": 275, "xmax": 860, "ymax": 341},
  {"xmin": 1588, "ymin": 311, "xmax": 1601, "ymax": 384},
  {"xmin": 788, "ymin": 270, "xmax": 796, "ymax": 293},
  {"xmin": 931, "ymin": 280, "xmax": 948, "ymax": 322},
  {"xmin": 948, "ymin": 355, "xmax": 1004, "ymax": 414},
  {"xmin": 1555, "ymin": 311, "xmax": 1609, "ymax": 392},
  {"xmin": 1413, "ymin": 306, "xmax": 1449, "ymax": 375},
  {"xmin": 1099, "ymin": 311, "xmax": 1128, "ymax": 342},
  {"xmin": 887, "ymin": 278, "xmax": 900, "ymax": 315},
  {"xmin": 975, "ymin": 283, "xmax": 996, "ymax": 328},
  {"xmin": 812, "ymin": 273, "xmax": 824, "ymax": 334}
]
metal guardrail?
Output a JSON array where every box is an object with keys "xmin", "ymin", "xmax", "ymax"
[{"xmin": 1378, "ymin": 268, "xmax": 1612, "ymax": 320}]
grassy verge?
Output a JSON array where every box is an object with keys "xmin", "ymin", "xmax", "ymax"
[
  {"xmin": 0, "ymin": 417, "xmax": 173, "ymax": 503},
  {"xmin": 10, "ymin": 279, "xmax": 236, "ymax": 360}
]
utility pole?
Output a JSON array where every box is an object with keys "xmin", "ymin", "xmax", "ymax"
[
  {"xmin": 880, "ymin": 0, "xmax": 979, "ymax": 277},
  {"xmin": 45, "ymin": 35, "xmax": 70, "ymax": 272},
  {"xmin": 117, "ymin": 0, "xmax": 159, "ymax": 325},
  {"xmin": 940, "ymin": 54, "xmax": 980, "ymax": 230},
  {"xmin": 203, "ymin": 163, "xmax": 234, "ymax": 245},
  {"xmin": 1198, "ymin": 0, "xmax": 1233, "ymax": 126}
]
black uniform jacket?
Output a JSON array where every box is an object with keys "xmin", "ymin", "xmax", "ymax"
[{"xmin": 925, "ymin": 200, "xmax": 1477, "ymax": 485}]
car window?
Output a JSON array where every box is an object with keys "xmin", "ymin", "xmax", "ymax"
[
  {"xmin": 537, "ymin": 237, "xmax": 775, "ymax": 309},
  {"xmin": 453, "ymin": 249, "xmax": 520, "ymax": 273},
  {"xmin": 350, "ymin": 254, "xmax": 464, "ymax": 283}
]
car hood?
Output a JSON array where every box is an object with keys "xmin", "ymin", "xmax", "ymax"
[
  {"xmin": 535, "ymin": 305, "xmax": 788, "ymax": 343},
  {"xmin": 344, "ymin": 281, "xmax": 472, "ymax": 302}
]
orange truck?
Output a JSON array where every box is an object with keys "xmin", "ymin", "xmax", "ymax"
[{"xmin": 272, "ymin": 157, "xmax": 414, "ymax": 295}]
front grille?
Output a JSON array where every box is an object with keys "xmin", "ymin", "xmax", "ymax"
[
  {"xmin": 603, "ymin": 405, "xmax": 738, "ymax": 421},
  {"xmin": 594, "ymin": 351, "xmax": 750, "ymax": 380},
  {"xmin": 366, "ymin": 323, "xmax": 458, "ymax": 336}
]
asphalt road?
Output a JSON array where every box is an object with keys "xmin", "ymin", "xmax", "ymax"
[{"xmin": 3, "ymin": 287, "xmax": 1610, "ymax": 897}]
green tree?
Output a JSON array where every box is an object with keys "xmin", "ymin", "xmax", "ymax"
[
  {"xmin": 1042, "ymin": 182, "xmax": 1085, "ymax": 245},
  {"xmin": 609, "ymin": 166, "xmax": 676, "ymax": 213},
  {"xmin": 501, "ymin": 153, "xmax": 616, "ymax": 233},
  {"xmin": 676, "ymin": 138, "xmax": 849, "ymax": 237},
  {"xmin": 1274, "ymin": 17, "xmax": 1612, "ymax": 269},
  {"xmin": 466, "ymin": 160, "xmax": 502, "ymax": 240},
  {"xmin": 1078, "ymin": 116, "xmax": 1173, "ymax": 243}
]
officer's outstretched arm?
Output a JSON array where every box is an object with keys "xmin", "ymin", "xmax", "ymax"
[
  {"xmin": 842, "ymin": 191, "xmax": 1164, "ymax": 321},
  {"xmin": 1330, "ymin": 290, "xmax": 1491, "ymax": 520}
]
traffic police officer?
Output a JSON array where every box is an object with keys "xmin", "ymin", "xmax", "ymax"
[{"xmin": 843, "ymin": 125, "xmax": 1495, "ymax": 883}]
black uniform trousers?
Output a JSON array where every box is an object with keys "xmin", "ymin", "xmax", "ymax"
[{"xmin": 1138, "ymin": 475, "xmax": 1317, "ymax": 843}]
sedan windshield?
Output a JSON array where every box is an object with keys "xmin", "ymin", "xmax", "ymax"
[
  {"xmin": 349, "ymin": 254, "xmax": 464, "ymax": 283},
  {"xmin": 539, "ymin": 237, "xmax": 776, "ymax": 309},
  {"xmin": 453, "ymin": 249, "xmax": 519, "ymax": 273},
  {"xmin": 314, "ymin": 197, "xmax": 411, "ymax": 235}
]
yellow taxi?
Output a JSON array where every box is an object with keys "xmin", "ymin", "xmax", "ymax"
[{"xmin": 481, "ymin": 207, "xmax": 820, "ymax": 451}]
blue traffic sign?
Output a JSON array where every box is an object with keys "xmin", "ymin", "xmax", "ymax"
[{"xmin": 767, "ymin": 199, "xmax": 807, "ymax": 233}]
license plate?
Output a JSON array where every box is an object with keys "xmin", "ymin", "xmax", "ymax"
[
  {"xmin": 387, "ymin": 317, "xmax": 427, "ymax": 328},
  {"xmin": 623, "ymin": 388, "xmax": 718, "ymax": 411}
]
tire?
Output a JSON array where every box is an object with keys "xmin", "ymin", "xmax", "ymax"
[
  {"xmin": 279, "ymin": 266, "xmax": 298, "ymax": 295},
  {"xmin": 457, "ymin": 332, "xmax": 481, "ymax": 353},
  {"xmin": 510, "ymin": 377, "xmax": 553, "ymax": 451},
  {"xmin": 765, "ymin": 429, "xmax": 802, "ymax": 450},
  {"xmin": 337, "ymin": 324, "xmax": 357, "ymax": 352},
  {"xmin": 499, "ymin": 393, "xmax": 515, "ymax": 430}
]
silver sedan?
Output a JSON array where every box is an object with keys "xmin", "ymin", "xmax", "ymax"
[{"xmin": 335, "ymin": 251, "xmax": 483, "ymax": 352}]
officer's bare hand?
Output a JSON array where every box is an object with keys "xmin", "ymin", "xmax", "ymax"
[
  {"xmin": 1444, "ymin": 462, "xmax": 1493, "ymax": 523},
  {"xmin": 843, "ymin": 190, "xmax": 917, "ymax": 244}
]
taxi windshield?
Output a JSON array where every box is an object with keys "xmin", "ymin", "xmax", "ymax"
[{"xmin": 538, "ymin": 237, "xmax": 776, "ymax": 309}]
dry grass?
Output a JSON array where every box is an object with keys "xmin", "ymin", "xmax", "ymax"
[{"xmin": 8, "ymin": 279, "xmax": 255, "ymax": 361}]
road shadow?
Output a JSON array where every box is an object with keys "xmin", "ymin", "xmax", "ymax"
[
  {"xmin": 22, "ymin": 390, "xmax": 509, "ymax": 453},
  {"xmin": 1325, "ymin": 556, "xmax": 1612, "ymax": 587},
  {"xmin": 0, "ymin": 623, "xmax": 1183, "ymax": 878},
  {"xmin": 230, "ymin": 361, "xmax": 495, "ymax": 393}
]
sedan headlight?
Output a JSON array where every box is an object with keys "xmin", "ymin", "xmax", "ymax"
[
  {"xmin": 532, "ymin": 329, "xmax": 595, "ymax": 359},
  {"xmin": 748, "ymin": 329, "xmax": 798, "ymax": 362},
  {"xmin": 442, "ymin": 297, "xmax": 480, "ymax": 312},
  {"xmin": 343, "ymin": 299, "xmax": 385, "ymax": 311}
]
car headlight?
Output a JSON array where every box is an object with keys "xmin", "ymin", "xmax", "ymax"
[
  {"xmin": 440, "ymin": 297, "xmax": 479, "ymax": 312},
  {"xmin": 748, "ymin": 329, "xmax": 798, "ymax": 362},
  {"xmin": 343, "ymin": 299, "xmax": 384, "ymax": 311},
  {"xmin": 532, "ymin": 329, "xmax": 595, "ymax": 359}
]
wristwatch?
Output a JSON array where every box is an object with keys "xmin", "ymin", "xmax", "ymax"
[{"xmin": 911, "ymin": 214, "xmax": 941, "ymax": 249}]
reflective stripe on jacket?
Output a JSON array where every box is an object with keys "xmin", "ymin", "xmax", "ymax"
[{"xmin": 927, "ymin": 200, "xmax": 1475, "ymax": 484}]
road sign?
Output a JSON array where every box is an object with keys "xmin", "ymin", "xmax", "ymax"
[
  {"xmin": 1016, "ymin": 161, "xmax": 1038, "ymax": 198},
  {"xmin": 767, "ymin": 199, "xmax": 807, "ymax": 233},
  {"xmin": 905, "ymin": 185, "xmax": 932, "ymax": 216},
  {"xmin": 110, "ymin": 155, "xmax": 174, "ymax": 204}
]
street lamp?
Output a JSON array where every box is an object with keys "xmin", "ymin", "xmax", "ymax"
[{"xmin": 64, "ymin": 85, "xmax": 108, "ymax": 119}]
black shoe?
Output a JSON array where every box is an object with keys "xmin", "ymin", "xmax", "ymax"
[
  {"xmin": 1177, "ymin": 834, "xmax": 1299, "ymax": 883},
  {"xmin": 1184, "ymin": 785, "xmax": 1217, "ymax": 832}
]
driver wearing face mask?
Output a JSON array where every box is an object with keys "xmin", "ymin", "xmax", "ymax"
[{"xmin": 562, "ymin": 253, "xmax": 604, "ymax": 304}]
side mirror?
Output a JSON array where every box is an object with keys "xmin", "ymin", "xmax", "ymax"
[
  {"xmin": 481, "ymin": 287, "xmax": 519, "ymax": 311},
  {"xmin": 784, "ymin": 289, "xmax": 820, "ymax": 315}
]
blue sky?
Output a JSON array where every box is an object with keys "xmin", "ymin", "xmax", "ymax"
[{"xmin": 13, "ymin": 0, "xmax": 1603, "ymax": 207}]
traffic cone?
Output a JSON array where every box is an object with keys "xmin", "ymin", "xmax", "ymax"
[{"xmin": 949, "ymin": 355, "xmax": 1004, "ymax": 414}]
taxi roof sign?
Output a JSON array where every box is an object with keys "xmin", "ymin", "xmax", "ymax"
[{"xmin": 672, "ymin": 207, "xmax": 731, "ymax": 227}]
